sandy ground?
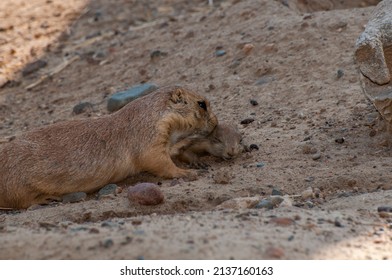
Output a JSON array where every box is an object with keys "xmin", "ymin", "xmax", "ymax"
[{"xmin": 0, "ymin": 0, "xmax": 391, "ymax": 259}]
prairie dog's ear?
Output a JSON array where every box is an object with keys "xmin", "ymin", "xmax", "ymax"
[{"xmin": 170, "ymin": 88, "xmax": 187, "ymax": 104}]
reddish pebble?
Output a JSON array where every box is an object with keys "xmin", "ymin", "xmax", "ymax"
[
  {"xmin": 269, "ymin": 217, "xmax": 295, "ymax": 227},
  {"xmin": 265, "ymin": 246, "xmax": 285, "ymax": 259},
  {"xmin": 242, "ymin": 43, "xmax": 254, "ymax": 55},
  {"xmin": 127, "ymin": 183, "xmax": 164, "ymax": 206}
]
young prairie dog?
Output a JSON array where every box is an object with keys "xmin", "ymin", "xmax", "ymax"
[
  {"xmin": 171, "ymin": 123, "xmax": 243, "ymax": 166},
  {"xmin": 0, "ymin": 86, "xmax": 218, "ymax": 209}
]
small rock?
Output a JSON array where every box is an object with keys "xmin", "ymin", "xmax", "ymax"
[
  {"xmin": 255, "ymin": 75, "xmax": 274, "ymax": 86},
  {"xmin": 98, "ymin": 184, "xmax": 119, "ymax": 199},
  {"xmin": 249, "ymin": 99, "xmax": 258, "ymax": 106},
  {"xmin": 215, "ymin": 50, "xmax": 226, "ymax": 57},
  {"xmin": 216, "ymin": 197, "xmax": 260, "ymax": 210},
  {"xmin": 100, "ymin": 239, "xmax": 114, "ymax": 248},
  {"xmin": 255, "ymin": 199, "xmax": 273, "ymax": 209},
  {"xmin": 334, "ymin": 218, "xmax": 344, "ymax": 228},
  {"xmin": 271, "ymin": 189, "xmax": 283, "ymax": 196},
  {"xmin": 127, "ymin": 183, "xmax": 164, "ymax": 206},
  {"xmin": 150, "ymin": 50, "xmax": 167, "ymax": 60},
  {"xmin": 301, "ymin": 187, "xmax": 313, "ymax": 200},
  {"xmin": 312, "ymin": 153, "xmax": 321, "ymax": 160},
  {"xmin": 377, "ymin": 206, "xmax": 392, "ymax": 213},
  {"xmin": 270, "ymin": 217, "xmax": 295, "ymax": 227},
  {"xmin": 242, "ymin": 43, "xmax": 254, "ymax": 55},
  {"xmin": 240, "ymin": 118, "xmax": 255, "ymax": 125},
  {"xmin": 22, "ymin": 59, "xmax": 47, "ymax": 76},
  {"xmin": 337, "ymin": 69, "xmax": 344, "ymax": 79},
  {"xmin": 305, "ymin": 200, "xmax": 314, "ymax": 208},
  {"xmin": 62, "ymin": 192, "xmax": 87, "ymax": 204},
  {"xmin": 107, "ymin": 83, "xmax": 158, "ymax": 112},
  {"xmin": 335, "ymin": 137, "xmax": 345, "ymax": 144},
  {"xmin": 72, "ymin": 102, "xmax": 94, "ymax": 115},
  {"xmin": 305, "ymin": 176, "xmax": 315, "ymax": 182},
  {"xmin": 256, "ymin": 162, "xmax": 265, "ymax": 168},
  {"xmin": 213, "ymin": 169, "xmax": 232, "ymax": 184},
  {"xmin": 265, "ymin": 246, "xmax": 285, "ymax": 259},
  {"xmin": 249, "ymin": 144, "xmax": 259, "ymax": 151}
]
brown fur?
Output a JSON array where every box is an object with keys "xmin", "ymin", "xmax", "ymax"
[
  {"xmin": 0, "ymin": 86, "xmax": 217, "ymax": 209},
  {"xmin": 171, "ymin": 123, "xmax": 243, "ymax": 166}
]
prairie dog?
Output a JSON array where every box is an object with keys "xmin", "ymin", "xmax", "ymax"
[
  {"xmin": 171, "ymin": 123, "xmax": 243, "ymax": 166},
  {"xmin": 0, "ymin": 86, "xmax": 218, "ymax": 209}
]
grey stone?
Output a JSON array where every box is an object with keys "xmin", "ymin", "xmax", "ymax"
[
  {"xmin": 72, "ymin": 102, "xmax": 93, "ymax": 115},
  {"xmin": 271, "ymin": 189, "xmax": 283, "ymax": 196},
  {"xmin": 312, "ymin": 153, "xmax": 321, "ymax": 160},
  {"xmin": 255, "ymin": 199, "xmax": 273, "ymax": 209},
  {"xmin": 62, "ymin": 192, "xmax": 87, "ymax": 203},
  {"xmin": 98, "ymin": 184, "xmax": 118, "ymax": 199},
  {"xmin": 337, "ymin": 69, "xmax": 344, "ymax": 79},
  {"xmin": 22, "ymin": 59, "xmax": 47, "ymax": 76},
  {"xmin": 255, "ymin": 75, "xmax": 275, "ymax": 86},
  {"xmin": 378, "ymin": 206, "xmax": 392, "ymax": 212},
  {"xmin": 107, "ymin": 83, "xmax": 158, "ymax": 112},
  {"xmin": 215, "ymin": 50, "xmax": 226, "ymax": 57}
]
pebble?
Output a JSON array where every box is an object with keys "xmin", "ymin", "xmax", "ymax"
[
  {"xmin": 98, "ymin": 184, "xmax": 119, "ymax": 199},
  {"xmin": 101, "ymin": 239, "xmax": 114, "ymax": 248},
  {"xmin": 256, "ymin": 162, "xmax": 265, "ymax": 168},
  {"xmin": 301, "ymin": 187, "xmax": 314, "ymax": 200},
  {"xmin": 150, "ymin": 50, "xmax": 168, "ymax": 60},
  {"xmin": 249, "ymin": 144, "xmax": 259, "ymax": 151},
  {"xmin": 312, "ymin": 153, "xmax": 321, "ymax": 160},
  {"xmin": 22, "ymin": 59, "xmax": 47, "ymax": 76},
  {"xmin": 255, "ymin": 75, "xmax": 274, "ymax": 86},
  {"xmin": 107, "ymin": 83, "xmax": 158, "ymax": 112},
  {"xmin": 72, "ymin": 102, "xmax": 94, "ymax": 115},
  {"xmin": 335, "ymin": 137, "xmax": 345, "ymax": 144},
  {"xmin": 215, "ymin": 50, "xmax": 226, "ymax": 57},
  {"xmin": 240, "ymin": 118, "xmax": 255, "ymax": 125},
  {"xmin": 305, "ymin": 200, "xmax": 314, "ymax": 208},
  {"xmin": 265, "ymin": 246, "xmax": 285, "ymax": 259},
  {"xmin": 377, "ymin": 206, "xmax": 392, "ymax": 213},
  {"xmin": 269, "ymin": 217, "xmax": 294, "ymax": 227},
  {"xmin": 127, "ymin": 183, "xmax": 164, "ymax": 206},
  {"xmin": 255, "ymin": 199, "xmax": 273, "ymax": 209},
  {"xmin": 249, "ymin": 99, "xmax": 258, "ymax": 106},
  {"xmin": 337, "ymin": 69, "xmax": 344, "ymax": 79},
  {"xmin": 62, "ymin": 192, "xmax": 87, "ymax": 204},
  {"xmin": 242, "ymin": 43, "xmax": 254, "ymax": 55},
  {"xmin": 271, "ymin": 189, "xmax": 283, "ymax": 196},
  {"xmin": 334, "ymin": 218, "xmax": 344, "ymax": 228}
]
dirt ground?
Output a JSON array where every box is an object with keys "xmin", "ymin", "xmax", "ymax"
[{"xmin": 1, "ymin": 0, "xmax": 392, "ymax": 259}]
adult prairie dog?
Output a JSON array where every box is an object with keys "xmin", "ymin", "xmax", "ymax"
[
  {"xmin": 171, "ymin": 123, "xmax": 243, "ymax": 166},
  {"xmin": 0, "ymin": 86, "xmax": 218, "ymax": 209}
]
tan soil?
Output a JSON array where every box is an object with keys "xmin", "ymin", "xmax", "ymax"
[{"xmin": 0, "ymin": 0, "xmax": 391, "ymax": 259}]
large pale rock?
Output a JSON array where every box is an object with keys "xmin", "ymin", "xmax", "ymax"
[{"xmin": 354, "ymin": 0, "xmax": 392, "ymax": 123}]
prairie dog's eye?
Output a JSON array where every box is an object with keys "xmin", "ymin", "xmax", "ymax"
[{"xmin": 198, "ymin": 101, "xmax": 207, "ymax": 111}]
